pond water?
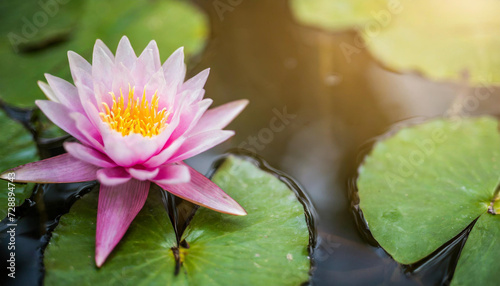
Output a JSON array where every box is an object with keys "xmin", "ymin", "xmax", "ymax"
[{"xmin": 2, "ymin": 1, "xmax": 500, "ymax": 285}]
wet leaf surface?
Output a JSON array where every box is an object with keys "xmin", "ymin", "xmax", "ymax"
[
  {"xmin": 451, "ymin": 214, "xmax": 500, "ymax": 286},
  {"xmin": 0, "ymin": 109, "xmax": 38, "ymax": 218},
  {"xmin": 44, "ymin": 156, "xmax": 312, "ymax": 285},
  {"xmin": 358, "ymin": 117, "xmax": 500, "ymax": 264},
  {"xmin": 358, "ymin": 116, "xmax": 500, "ymax": 284}
]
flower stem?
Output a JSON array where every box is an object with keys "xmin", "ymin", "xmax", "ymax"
[{"xmin": 488, "ymin": 185, "xmax": 500, "ymax": 215}]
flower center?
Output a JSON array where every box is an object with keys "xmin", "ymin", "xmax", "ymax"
[{"xmin": 99, "ymin": 85, "xmax": 169, "ymax": 137}]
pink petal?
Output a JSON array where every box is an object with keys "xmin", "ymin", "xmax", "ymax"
[
  {"xmin": 180, "ymin": 68, "xmax": 210, "ymax": 92},
  {"xmin": 188, "ymin": 98, "xmax": 213, "ymax": 128},
  {"xmin": 115, "ymin": 36, "xmax": 136, "ymax": 69},
  {"xmin": 101, "ymin": 131, "xmax": 162, "ymax": 167},
  {"xmin": 36, "ymin": 100, "xmax": 94, "ymax": 146},
  {"xmin": 95, "ymin": 39, "xmax": 114, "ymax": 61},
  {"xmin": 163, "ymin": 47, "xmax": 185, "ymax": 89},
  {"xmin": 133, "ymin": 47, "xmax": 157, "ymax": 88},
  {"xmin": 69, "ymin": 112, "xmax": 105, "ymax": 151},
  {"xmin": 158, "ymin": 50, "xmax": 186, "ymax": 109},
  {"xmin": 96, "ymin": 167, "xmax": 131, "ymax": 186},
  {"xmin": 167, "ymin": 89, "xmax": 191, "ymax": 122},
  {"xmin": 92, "ymin": 45, "xmax": 115, "ymax": 90},
  {"xmin": 110, "ymin": 62, "xmax": 136, "ymax": 101},
  {"xmin": 127, "ymin": 167, "xmax": 159, "ymax": 181},
  {"xmin": 68, "ymin": 51, "xmax": 92, "ymax": 86},
  {"xmin": 190, "ymin": 99, "xmax": 249, "ymax": 135},
  {"xmin": 152, "ymin": 163, "xmax": 190, "ymax": 185},
  {"xmin": 93, "ymin": 81, "xmax": 113, "ymax": 110},
  {"xmin": 142, "ymin": 40, "xmax": 161, "ymax": 71},
  {"xmin": 44, "ymin": 74, "xmax": 84, "ymax": 113},
  {"xmin": 143, "ymin": 137, "xmax": 186, "ymax": 168},
  {"xmin": 38, "ymin": 81, "xmax": 58, "ymax": 102},
  {"xmin": 155, "ymin": 163, "xmax": 246, "ymax": 216},
  {"xmin": 169, "ymin": 98, "xmax": 212, "ymax": 142},
  {"xmin": 149, "ymin": 104, "xmax": 183, "ymax": 149},
  {"xmin": 72, "ymin": 66, "xmax": 94, "ymax": 94},
  {"xmin": 64, "ymin": 142, "xmax": 115, "ymax": 168},
  {"xmin": 0, "ymin": 153, "xmax": 98, "ymax": 183},
  {"xmin": 144, "ymin": 67, "xmax": 165, "ymax": 103},
  {"xmin": 77, "ymin": 85, "xmax": 102, "ymax": 126},
  {"xmin": 95, "ymin": 179, "xmax": 150, "ymax": 267},
  {"xmin": 168, "ymin": 130, "xmax": 235, "ymax": 163},
  {"xmin": 188, "ymin": 89, "xmax": 205, "ymax": 105}
]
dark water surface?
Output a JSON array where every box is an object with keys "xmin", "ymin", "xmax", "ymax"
[{"xmin": 2, "ymin": 0, "xmax": 499, "ymax": 285}]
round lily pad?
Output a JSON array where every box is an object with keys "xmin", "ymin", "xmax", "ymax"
[
  {"xmin": 0, "ymin": 0, "xmax": 208, "ymax": 107},
  {"xmin": 289, "ymin": 0, "xmax": 389, "ymax": 31},
  {"xmin": 358, "ymin": 116, "xmax": 500, "ymax": 284},
  {"xmin": 358, "ymin": 116, "xmax": 500, "ymax": 264},
  {"xmin": 289, "ymin": 0, "xmax": 500, "ymax": 85},
  {"xmin": 364, "ymin": 0, "xmax": 500, "ymax": 85},
  {"xmin": 44, "ymin": 156, "xmax": 312, "ymax": 285},
  {"xmin": 0, "ymin": 110, "xmax": 38, "ymax": 218}
]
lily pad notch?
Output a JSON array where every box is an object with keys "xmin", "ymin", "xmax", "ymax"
[
  {"xmin": 356, "ymin": 116, "xmax": 500, "ymax": 285},
  {"xmin": 166, "ymin": 150, "xmax": 319, "ymax": 278},
  {"xmin": 43, "ymin": 152, "xmax": 318, "ymax": 285},
  {"xmin": 213, "ymin": 150, "xmax": 318, "ymax": 255}
]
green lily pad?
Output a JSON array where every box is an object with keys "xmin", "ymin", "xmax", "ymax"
[
  {"xmin": 0, "ymin": 0, "xmax": 85, "ymax": 50},
  {"xmin": 358, "ymin": 116, "xmax": 500, "ymax": 264},
  {"xmin": 290, "ymin": 0, "xmax": 500, "ymax": 85},
  {"xmin": 358, "ymin": 116, "xmax": 500, "ymax": 284},
  {"xmin": 451, "ymin": 214, "xmax": 500, "ymax": 286},
  {"xmin": 364, "ymin": 0, "xmax": 500, "ymax": 85},
  {"xmin": 0, "ymin": 110, "xmax": 38, "ymax": 218},
  {"xmin": 44, "ymin": 156, "xmax": 312, "ymax": 285},
  {"xmin": 289, "ymin": 0, "xmax": 389, "ymax": 31},
  {"xmin": 0, "ymin": 0, "xmax": 208, "ymax": 107}
]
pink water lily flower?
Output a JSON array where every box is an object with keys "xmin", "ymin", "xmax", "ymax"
[{"xmin": 0, "ymin": 36, "xmax": 248, "ymax": 266}]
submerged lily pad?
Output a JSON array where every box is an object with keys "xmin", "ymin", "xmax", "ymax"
[
  {"xmin": 0, "ymin": 110, "xmax": 38, "ymax": 218},
  {"xmin": 0, "ymin": 0, "xmax": 208, "ymax": 107},
  {"xmin": 364, "ymin": 0, "xmax": 500, "ymax": 85},
  {"xmin": 44, "ymin": 156, "xmax": 312, "ymax": 285},
  {"xmin": 357, "ymin": 116, "xmax": 500, "ymax": 284}
]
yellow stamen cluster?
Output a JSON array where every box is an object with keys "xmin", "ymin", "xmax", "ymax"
[{"xmin": 99, "ymin": 86, "xmax": 169, "ymax": 137}]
